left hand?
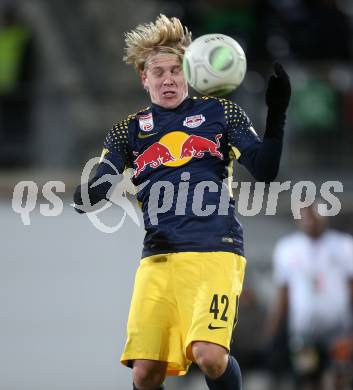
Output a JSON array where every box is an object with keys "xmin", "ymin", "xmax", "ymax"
[{"xmin": 266, "ymin": 63, "xmax": 291, "ymax": 114}]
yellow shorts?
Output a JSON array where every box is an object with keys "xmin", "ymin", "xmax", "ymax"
[{"xmin": 120, "ymin": 251, "xmax": 246, "ymax": 376}]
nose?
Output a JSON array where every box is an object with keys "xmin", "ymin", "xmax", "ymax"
[{"xmin": 163, "ymin": 75, "xmax": 175, "ymax": 86}]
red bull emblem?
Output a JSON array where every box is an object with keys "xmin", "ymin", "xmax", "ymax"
[
  {"xmin": 138, "ymin": 113, "xmax": 154, "ymax": 131},
  {"xmin": 183, "ymin": 114, "xmax": 205, "ymax": 128},
  {"xmin": 133, "ymin": 132, "xmax": 223, "ymax": 177},
  {"xmin": 133, "ymin": 143, "xmax": 175, "ymax": 177},
  {"xmin": 180, "ymin": 134, "xmax": 223, "ymax": 159}
]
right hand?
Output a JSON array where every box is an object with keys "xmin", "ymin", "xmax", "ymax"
[{"xmin": 73, "ymin": 185, "xmax": 85, "ymax": 214}]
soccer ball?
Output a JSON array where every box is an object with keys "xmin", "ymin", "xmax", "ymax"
[{"xmin": 183, "ymin": 34, "xmax": 247, "ymax": 96}]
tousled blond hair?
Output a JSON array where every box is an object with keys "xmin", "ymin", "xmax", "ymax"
[{"xmin": 123, "ymin": 14, "xmax": 192, "ymax": 72}]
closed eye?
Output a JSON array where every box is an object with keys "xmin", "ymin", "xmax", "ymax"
[{"xmin": 171, "ymin": 66, "xmax": 182, "ymax": 75}]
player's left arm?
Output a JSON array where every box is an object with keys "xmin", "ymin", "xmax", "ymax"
[{"xmin": 228, "ymin": 63, "xmax": 291, "ymax": 182}]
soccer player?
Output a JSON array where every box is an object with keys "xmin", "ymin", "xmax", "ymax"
[
  {"xmin": 269, "ymin": 203, "xmax": 353, "ymax": 389},
  {"xmin": 74, "ymin": 14, "xmax": 291, "ymax": 390}
]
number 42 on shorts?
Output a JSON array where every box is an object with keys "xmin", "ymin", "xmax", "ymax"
[{"xmin": 208, "ymin": 294, "xmax": 239, "ymax": 330}]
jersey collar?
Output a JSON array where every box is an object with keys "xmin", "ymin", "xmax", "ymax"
[{"xmin": 151, "ymin": 97, "xmax": 193, "ymax": 114}]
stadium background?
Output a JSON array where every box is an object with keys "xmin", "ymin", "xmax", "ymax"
[{"xmin": 0, "ymin": 0, "xmax": 352, "ymax": 389}]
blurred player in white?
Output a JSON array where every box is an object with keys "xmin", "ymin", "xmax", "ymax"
[{"xmin": 269, "ymin": 202, "xmax": 353, "ymax": 389}]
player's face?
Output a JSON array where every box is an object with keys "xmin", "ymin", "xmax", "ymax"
[
  {"xmin": 141, "ymin": 54, "xmax": 188, "ymax": 109},
  {"xmin": 298, "ymin": 205, "xmax": 327, "ymax": 239}
]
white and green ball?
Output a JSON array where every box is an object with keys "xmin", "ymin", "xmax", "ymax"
[{"xmin": 183, "ymin": 34, "xmax": 247, "ymax": 96}]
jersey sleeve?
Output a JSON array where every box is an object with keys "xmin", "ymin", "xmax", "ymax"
[
  {"xmin": 223, "ymin": 100, "xmax": 261, "ymax": 161},
  {"xmin": 73, "ymin": 117, "xmax": 134, "ymax": 212},
  {"xmin": 99, "ymin": 118, "xmax": 133, "ymax": 175}
]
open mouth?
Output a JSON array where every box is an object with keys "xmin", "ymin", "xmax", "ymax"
[{"xmin": 163, "ymin": 91, "xmax": 176, "ymax": 98}]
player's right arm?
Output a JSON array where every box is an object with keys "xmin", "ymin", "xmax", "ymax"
[{"xmin": 73, "ymin": 121, "xmax": 131, "ymax": 213}]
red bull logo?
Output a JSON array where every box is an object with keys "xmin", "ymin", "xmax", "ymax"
[
  {"xmin": 180, "ymin": 134, "xmax": 223, "ymax": 159},
  {"xmin": 133, "ymin": 131, "xmax": 223, "ymax": 177},
  {"xmin": 133, "ymin": 143, "xmax": 175, "ymax": 177}
]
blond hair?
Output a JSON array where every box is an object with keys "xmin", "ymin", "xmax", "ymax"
[{"xmin": 123, "ymin": 14, "xmax": 192, "ymax": 72}]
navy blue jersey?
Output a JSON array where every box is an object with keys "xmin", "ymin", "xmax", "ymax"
[{"xmin": 102, "ymin": 96, "xmax": 260, "ymax": 258}]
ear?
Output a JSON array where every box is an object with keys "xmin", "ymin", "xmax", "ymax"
[{"xmin": 140, "ymin": 69, "xmax": 148, "ymax": 90}]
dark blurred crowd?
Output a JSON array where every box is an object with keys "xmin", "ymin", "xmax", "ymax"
[
  {"xmin": 0, "ymin": 3, "xmax": 36, "ymax": 168},
  {"xmin": 162, "ymin": 0, "xmax": 352, "ymax": 62},
  {"xmin": 161, "ymin": 0, "xmax": 353, "ymax": 165},
  {"xmin": 1, "ymin": 0, "xmax": 353, "ymax": 169}
]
